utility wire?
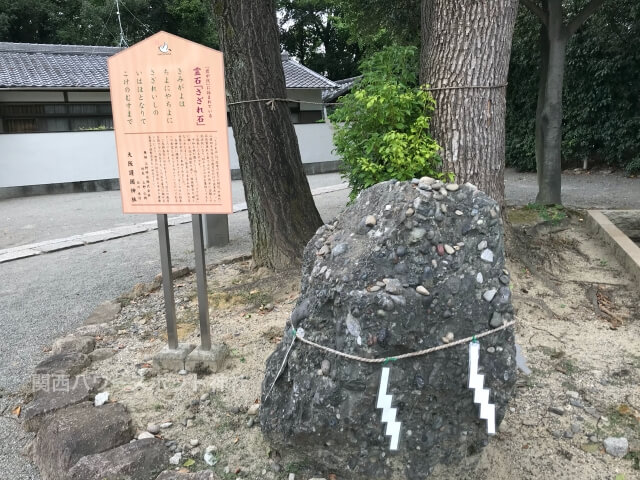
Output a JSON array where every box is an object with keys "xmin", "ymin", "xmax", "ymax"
[{"xmin": 115, "ymin": 0, "xmax": 129, "ymax": 47}]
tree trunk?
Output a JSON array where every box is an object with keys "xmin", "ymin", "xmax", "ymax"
[
  {"xmin": 213, "ymin": 0, "xmax": 323, "ymax": 270},
  {"xmin": 420, "ymin": 0, "xmax": 519, "ymax": 206},
  {"xmin": 523, "ymin": 0, "xmax": 605, "ymax": 205},
  {"xmin": 536, "ymin": 34, "xmax": 567, "ymax": 204},
  {"xmin": 535, "ymin": 1, "xmax": 567, "ymax": 205},
  {"xmin": 535, "ymin": 19, "xmax": 549, "ymax": 191}
]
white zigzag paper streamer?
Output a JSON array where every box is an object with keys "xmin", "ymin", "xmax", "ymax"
[
  {"xmin": 468, "ymin": 341, "xmax": 496, "ymax": 434},
  {"xmin": 376, "ymin": 367, "xmax": 402, "ymax": 450}
]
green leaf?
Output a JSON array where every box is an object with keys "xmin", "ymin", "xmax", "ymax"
[{"xmin": 183, "ymin": 459, "xmax": 195, "ymax": 467}]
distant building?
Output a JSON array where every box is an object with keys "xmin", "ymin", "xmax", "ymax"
[{"xmin": 0, "ymin": 43, "xmax": 339, "ymax": 197}]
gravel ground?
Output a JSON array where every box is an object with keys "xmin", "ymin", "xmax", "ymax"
[{"xmin": 504, "ymin": 168, "xmax": 640, "ymax": 209}]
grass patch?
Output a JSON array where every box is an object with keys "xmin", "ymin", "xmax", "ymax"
[{"xmin": 525, "ymin": 203, "xmax": 567, "ymax": 224}]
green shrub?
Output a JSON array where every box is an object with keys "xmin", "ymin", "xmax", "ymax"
[{"xmin": 329, "ymin": 45, "xmax": 443, "ymax": 200}]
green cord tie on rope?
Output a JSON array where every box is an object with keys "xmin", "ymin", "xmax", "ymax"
[
  {"xmin": 383, "ymin": 357, "xmax": 397, "ymax": 365},
  {"xmin": 472, "ymin": 335, "xmax": 478, "ymax": 343}
]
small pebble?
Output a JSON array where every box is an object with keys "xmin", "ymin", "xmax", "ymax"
[
  {"xmin": 446, "ymin": 183, "xmax": 459, "ymax": 191},
  {"xmin": 138, "ymin": 431, "xmax": 155, "ymax": 440},
  {"xmin": 416, "ymin": 286, "xmax": 430, "ymax": 296},
  {"xmin": 604, "ymin": 437, "xmax": 629, "ymax": 458},
  {"xmin": 548, "ymin": 406, "xmax": 565, "ymax": 416},
  {"xmin": 444, "ymin": 244, "xmax": 455, "ymax": 255},
  {"xmin": 321, "ymin": 359, "xmax": 331, "ymax": 375},
  {"xmin": 160, "ymin": 422, "xmax": 172, "ymax": 429},
  {"xmin": 147, "ymin": 423, "xmax": 160, "ymax": 434},
  {"xmin": 94, "ymin": 392, "xmax": 109, "ymax": 407},
  {"xmin": 406, "ymin": 208, "xmax": 414, "ymax": 217},
  {"xmin": 476, "ymin": 272, "xmax": 484, "ymax": 284},
  {"xmin": 190, "ymin": 439, "xmax": 200, "ymax": 447},
  {"xmin": 247, "ymin": 417, "xmax": 255, "ymax": 428},
  {"xmin": 480, "ymin": 249, "xmax": 494, "ymax": 263},
  {"xmin": 477, "ymin": 240, "xmax": 488, "ymax": 251},
  {"xmin": 169, "ymin": 452, "xmax": 182, "ymax": 465},
  {"xmin": 247, "ymin": 404, "xmax": 260, "ymax": 416},
  {"xmin": 455, "ymin": 210, "xmax": 463, "ymax": 216},
  {"xmin": 483, "ymin": 289, "xmax": 497, "ymax": 302}
]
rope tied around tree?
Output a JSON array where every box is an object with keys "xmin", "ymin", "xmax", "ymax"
[{"xmin": 226, "ymin": 84, "xmax": 509, "ymax": 110}]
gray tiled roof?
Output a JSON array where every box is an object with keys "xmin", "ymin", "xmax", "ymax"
[
  {"xmin": 0, "ymin": 42, "xmax": 337, "ymax": 90},
  {"xmin": 281, "ymin": 52, "xmax": 338, "ymax": 89},
  {"xmin": 0, "ymin": 43, "xmax": 121, "ymax": 88},
  {"xmin": 323, "ymin": 76, "xmax": 361, "ymax": 103}
]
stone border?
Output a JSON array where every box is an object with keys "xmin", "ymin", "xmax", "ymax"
[
  {"xmin": 15, "ymin": 259, "xmax": 240, "ymax": 479},
  {"xmin": 0, "ymin": 183, "xmax": 348, "ymax": 264},
  {"xmin": 585, "ymin": 210, "xmax": 640, "ymax": 286}
]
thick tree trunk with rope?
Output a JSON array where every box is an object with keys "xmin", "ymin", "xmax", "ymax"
[
  {"xmin": 522, "ymin": 0, "xmax": 606, "ymax": 205},
  {"xmin": 213, "ymin": 0, "xmax": 323, "ymax": 270},
  {"xmin": 420, "ymin": 0, "xmax": 519, "ymax": 206}
]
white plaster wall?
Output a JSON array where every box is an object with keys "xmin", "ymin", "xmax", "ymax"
[
  {"xmin": 0, "ymin": 123, "xmax": 338, "ymax": 187},
  {"xmin": 0, "ymin": 131, "xmax": 118, "ymax": 187},
  {"xmin": 226, "ymin": 123, "xmax": 338, "ymax": 169},
  {"xmin": 286, "ymin": 89, "xmax": 323, "ymax": 111}
]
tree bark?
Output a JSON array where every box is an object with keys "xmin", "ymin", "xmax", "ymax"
[
  {"xmin": 420, "ymin": 0, "xmax": 519, "ymax": 206},
  {"xmin": 536, "ymin": 1, "xmax": 567, "ymax": 204},
  {"xmin": 213, "ymin": 0, "xmax": 323, "ymax": 270},
  {"xmin": 535, "ymin": 13, "xmax": 549, "ymax": 192}
]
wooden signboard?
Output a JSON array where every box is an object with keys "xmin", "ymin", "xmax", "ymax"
[{"xmin": 108, "ymin": 31, "xmax": 232, "ymax": 214}]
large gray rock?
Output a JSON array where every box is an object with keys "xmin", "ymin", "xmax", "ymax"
[
  {"xmin": 260, "ymin": 180, "xmax": 517, "ymax": 479},
  {"xmin": 68, "ymin": 438, "xmax": 169, "ymax": 480},
  {"xmin": 22, "ymin": 375, "xmax": 105, "ymax": 432},
  {"xmin": 34, "ymin": 352, "xmax": 91, "ymax": 376},
  {"xmin": 31, "ymin": 401, "xmax": 133, "ymax": 480},
  {"xmin": 52, "ymin": 335, "xmax": 96, "ymax": 355}
]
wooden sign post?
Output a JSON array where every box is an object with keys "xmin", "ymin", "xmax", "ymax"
[{"xmin": 108, "ymin": 32, "xmax": 232, "ymax": 360}]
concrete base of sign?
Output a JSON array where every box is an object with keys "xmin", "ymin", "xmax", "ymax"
[
  {"xmin": 185, "ymin": 345, "xmax": 230, "ymax": 374},
  {"xmin": 204, "ymin": 214, "xmax": 230, "ymax": 248},
  {"xmin": 153, "ymin": 343, "xmax": 196, "ymax": 371}
]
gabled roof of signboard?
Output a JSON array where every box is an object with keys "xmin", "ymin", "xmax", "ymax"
[{"xmin": 0, "ymin": 42, "xmax": 338, "ymax": 90}]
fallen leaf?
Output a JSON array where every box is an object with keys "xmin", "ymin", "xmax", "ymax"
[
  {"xmin": 233, "ymin": 437, "xmax": 239, "ymax": 444},
  {"xmin": 235, "ymin": 468, "xmax": 242, "ymax": 474},
  {"xmin": 183, "ymin": 459, "xmax": 195, "ymax": 467},
  {"xmin": 11, "ymin": 406, "xmax": 21, "ymax": 417}
]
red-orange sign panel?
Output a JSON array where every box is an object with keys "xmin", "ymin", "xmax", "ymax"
[{"xmin": 108, "ymin": 31, "xmax": 232, "ymax": 214}]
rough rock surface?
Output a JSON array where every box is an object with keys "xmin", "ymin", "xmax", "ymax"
[
  {"xmin": 22, "ymin": 374, "xmax": 105, "ymax": 432},
  {"xmin": 260, "ymin": 180, "xmax": 516, "ymax": 479},
  {"xmin": 68, "ymin": 438, "xmax": 169, "ymax": 480},
  {"xmin": 51, "ymin": 335, "xmax": 96, "ymax": 355},
  {"xmin": 31, "ymin": 401, "xmax": 133, "ymax": 480},
  {"xmin": 34, "ymin": 352, "xmax": 91, "ymax": 376}
]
